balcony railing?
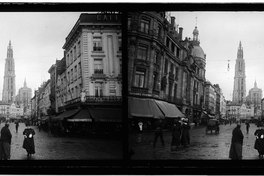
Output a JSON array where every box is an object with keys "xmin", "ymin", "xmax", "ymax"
[
  {"xmin": 131, "ymin": 87, "xmax": 148, "ymax": 94},
  {"xmin": 65, "ymin": 96, "xmax": 122, "ymax": 106},
  {"xmin": 94, "ymin": 69, "xmax": 103, "ymax": 74},
  {"xmin": 93, "ymin": 46, "xmax": 102, "ymax": 51}
]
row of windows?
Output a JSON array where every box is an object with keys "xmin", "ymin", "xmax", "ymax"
[
  {"xmin": 66, "ymin": 41, "xmax": 81, "ymax": 67},
  {"xmin": 67, "ymin": 62, "xmax": 82, "ymax": 83},
  {"xmin": 166, "ymin": 37, "xmax": 181, "ymax": 58}
]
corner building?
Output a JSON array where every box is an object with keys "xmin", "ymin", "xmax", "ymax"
[
  {"xmin": 128, "ymin": 12, "xmax": 206, "ymax": 128},
  {"xmin": 63, "ymin": 13, "xmax": 122, "ymax": 101}
]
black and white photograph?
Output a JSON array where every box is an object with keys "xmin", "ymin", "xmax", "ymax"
[
  {"xmin": 128, "ymin": 11, "xmax": 264, "ymax": 160},
  {"xmin": 0, "ymin": 11, "xmax": 122, "ymax": 160}
]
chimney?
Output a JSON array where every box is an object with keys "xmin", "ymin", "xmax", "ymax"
[
  {"xmin": 179, "ymin": 27, "xmax": 183, "ymax": 40},
  {"xmin": 171, "ymin": 16, "xmax": 175, "ymax": 30}
]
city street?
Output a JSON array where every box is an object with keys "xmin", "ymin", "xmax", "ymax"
[
  {"xmin": 3, "ymin": 122, "xmax": 122, "ymax": 160},
  {"xmin": 130, "ymin": 122, "xmax": 260, "ymax": 160}
]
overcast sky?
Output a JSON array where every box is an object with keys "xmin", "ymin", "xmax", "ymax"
[
  {"xmin": 0, "ymin": 12, "xmax": 85, "ymax": 100},
  {"xmin": 171, "ymin": 12, "xmax": 264, "ymax": 100}
]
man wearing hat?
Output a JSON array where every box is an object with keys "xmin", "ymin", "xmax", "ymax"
[
  {"xmin": 0, "ymin": 123, "xmax": 12, "ymax": 160},
  {"xmin": 229, "ymin": 123, "xmax": 244, "ymax": 160}
]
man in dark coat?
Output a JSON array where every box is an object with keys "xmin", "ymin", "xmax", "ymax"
[
  {"xmin": 15, "ymin": 121, "xmax": 19, "ymax": 133},
  {"xmin": 254, "ymin": 125, "xmax": 264, "ymax": 159},
  {"xmin": 171, "ymin": 119, "xmax": 182, "ymax": 151},
  {"xmin": 181, "ymin": 118, "xmax": 190, "ymax": 147},
  {"xmin": 23, "ymin": 125, "xmax": 35, "ymax": 159},
  {"xmin": 0, "ymin": 123, "xmax": 12, "ymax": 160},
  {"xmin": 229, "ymin": 123, "xmax": 244, "ymax": 160},
  {"xmin": 153, "ymin": 119, "xmax": 164, "ymax": 148},
  {"xmin": 246, "ymin": 121, "xmax": 250, "ymax": 134}
]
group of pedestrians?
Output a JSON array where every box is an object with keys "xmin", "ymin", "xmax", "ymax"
[
  {"xmin": 152, "ymin": 118, "xmax": 191, "ymax": 151},
  {"xmin": 0, "ymin": 122, "xmax": 35, "ymax": 160},
  {"xmin": 229, "ymin": 121, "xmax": 264, "ymax": 160}
]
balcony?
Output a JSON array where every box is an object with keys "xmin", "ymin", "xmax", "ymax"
[
  {"xmin": 84, "ymin": 96, "xmax": 122, "ymax": 105},
  {"xmin": 92, "ymin": 69, "xmax": 106, "ymax": 79},
  {"xmin": 93, "ymin": 46, "xmax": 102, "ymax": 51},
  {"xmin": 64, "ymin": 96, "xmax": 122, "ymax": 107},
  {"xmin": 131, "ymin": 87, "xmax": 148, "ymax": 95}
]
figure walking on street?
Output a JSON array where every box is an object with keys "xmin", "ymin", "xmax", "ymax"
[
  {"xmin": 246, "ymin": 121, "xmax": 250, "ymax": 134},
  {"xmin": 254, "ymin": 124, "xmax": 264, "ymax": 159},
  {"xmin": 181, "ymin": 118, "xmax": 190, "ymax": 147},
  {"xmin": 23, "ymin": 124, "xmax": 35, "ymax": 159},
  {"xmin": 15, "ymin": 121, "xmax": 19, "ymax": 133},
  {"xmin": 153, "ymin": 119, "xmax": 164, "ymax": 148},
  {"xmin": 229, "ymin": 123, "xmax": 244, "ymax": 160},
  {"xmin": 0, "ymin": 123, "xmax": 12, "ymax": 160},
  {"xmin": 171, "ymin": 118, "xmax": 182, "ymax": 151}
]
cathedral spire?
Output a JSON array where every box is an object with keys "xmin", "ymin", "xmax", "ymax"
[
  {"xmin": 237, "ymin": 41, "xmax": 243, "ymax": 59},
  {"xmin": 24, "ymin": 78, "xmax": 27, "ymax": 88},
  {"xmin": 7, "ymin": 40, "xmax": 13, "ymax": 58},
  {"xmin": 254, "ymin": 79, "xmax": 257, "ymax": 88}
]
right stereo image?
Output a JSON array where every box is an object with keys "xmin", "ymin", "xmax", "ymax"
[{"xmin": 128, "ymin": 11, "xmax": 264, "ymax": 160}]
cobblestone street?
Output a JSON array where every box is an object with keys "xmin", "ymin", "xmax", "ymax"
[
  {"xmin": 4, "ymin": 122, "xmax": 122, "ymax": 160},
  {"xmin": 130, "ymin": 122, "xmax": 260, "ymax": 160}
]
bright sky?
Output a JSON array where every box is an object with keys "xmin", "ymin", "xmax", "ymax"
[
  {"xmin": 171, "ymin": 12, "xmax": 264, "ymax": 101},
  {"xmin": 0, "ymin": 12, "xmax": 85, "ymax": 100}
]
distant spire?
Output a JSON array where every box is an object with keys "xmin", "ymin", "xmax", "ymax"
[
  {"xmin": 24, "ymin": 78, "xmax": 27, "ymax": 87},
  {"xmin": 254, "ymin": 79, "xmax": 257, "ymax": 88}
]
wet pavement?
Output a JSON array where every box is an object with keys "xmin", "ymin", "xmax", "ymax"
[
  {"xmin": 130, "ymin": 122, "xmax": 260, "ymax": 160},
  {"xmin": 3, "ymin": 122, "xmax": 122, "ymax": 160}
]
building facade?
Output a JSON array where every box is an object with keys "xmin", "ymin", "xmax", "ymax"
[
  {"xmin": 38, "ymin": 80, "xmax": 51, "ymax": 118},
  {"xmin": 2, "ymin": 41, "xmax": 16, "ymax": 103},
  {"xmin": 232, "ymin": 41, "xmax": 246, "ymax": 104},
  {"xmin": 128, "ymin": 12, "xmax": 206, "ymax": 123},
  {"xmin": 247, "ymin": 80, "xmax": 262, "ymax": 117},
  {"xmin": 16, "ymin": 79, "xmax": 32, "ymax": 114},
  {"xmin": 204, "ymin": 81, "xmax": 216, "ymax": 115},
  {"xmin": 62, "ymin": 13, "xmax": 122, "ymax": 106}
]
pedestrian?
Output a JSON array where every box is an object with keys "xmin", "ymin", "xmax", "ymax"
[
  {"xmin": 230, "ymin": 120, "xmax": 232, "ymax": 125},
  {"xmin": 153, "ymin": 119, "xmax": 164, "ymax": 148},
  {"xmin": 181, "ymin": 118, "xmax": 191, "ymax": 147},
  {"xmin": 254, "ymin": 124, "xmax": 264, "ymax": 159},
  {"xmin": 15, "ymin": 121, "xmax": 19, "ymax": 133},
  {"xmin": 246, "ymin": 121, "xmax": 250, "ymax": 134},
  {"xmin": 0, "ymin": 123, "xmax": 12, "ymax": 160},
  {"xmin": 171, "ymin": 118, "xmax": 182, "ymax": 151},
  {"xmin": 22, "ymin": 124, "xmax": 35, "ymax": 159},
  {"xmin": 229, "ymin": 123, "xmax": 244, "ymax": 160}
]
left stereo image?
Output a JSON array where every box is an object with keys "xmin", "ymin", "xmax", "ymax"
[{"xmin": 0, "ymin": 12, "xmax": 122, "ymax": 160}]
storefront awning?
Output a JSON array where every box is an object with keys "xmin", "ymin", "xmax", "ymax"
[
  {"xmin": 128, "ymin": 97, "xmax": 164, "ymax": 119},
  {"xmin": 67, "ymin": 109, "xmax": 93, "ymax": 122},
  {"xmin": 88, "ymin": 108, "xmax": 122, "ymax": 122},
  {"xmin": 52, "ymin": 109, "xmax": 80, "ymax": 121},
  {"xmin": 154, "ymin": 100, "xmax": 185, "ymax": 118}
]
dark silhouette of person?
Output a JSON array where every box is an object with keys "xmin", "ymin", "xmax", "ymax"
[
  {"xmin": 229, "ymin": 124, "xmax": 244, "ymax": 160},
  {"xmin": 153, "ymin": 119, "xmax": 164, "ymax": 148},
  {"xmin": 23, "ymin": 124, "xmax": 35, "ymax": 159},
  {"xmin": 0, "ymin": 123, "xmax": 12, "ymax": 160},
  {"xmin": 254, "ymin": 125, "xmax": 264, "ymax": 159}
]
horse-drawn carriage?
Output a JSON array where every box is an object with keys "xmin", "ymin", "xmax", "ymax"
[{"xmin": 206, "ymin": 119, "xmax": 220, "ymax": 134}]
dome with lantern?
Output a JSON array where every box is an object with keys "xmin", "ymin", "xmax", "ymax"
[{"xmin": 190, "ymin": 26, "xmax": 206, "ymax": 66}]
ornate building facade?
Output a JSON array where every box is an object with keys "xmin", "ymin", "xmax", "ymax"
[
  {"xmin": 247, "ymin": 80, "xmax": 262, "ymax": 117},
  {"xmin": 16, "ymin": 79, "xmax": 32, "ymax": 114},
  {"xmin": 2, "ymin": 41, "xmax": 16, "ymax": 103},
  {"xmin": 128, "ymin": 12, "xmax": 206, "ymax": 124},
  {"xmin": 232, "ymin": 41, "xmax": 246, "ymax": 104}
]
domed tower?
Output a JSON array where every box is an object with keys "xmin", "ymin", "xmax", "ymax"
[{"xmin": 191, "ymin": 25, "xmax": 206, "ymax": 69}]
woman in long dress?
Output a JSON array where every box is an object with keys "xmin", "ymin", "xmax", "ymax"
[{"xmin": 23, "ymin": 125, "xmax": 35, "ymax": 159}]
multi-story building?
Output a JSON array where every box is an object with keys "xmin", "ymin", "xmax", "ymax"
[
  {"xmin": 0, "ymin": 102, "xmax": 10, "ymax": 119},
  {"xmin": 62, "ymin": 13, "xmax": 122, "ymax": 105},
  {"xmin": 205, "ymin": 81, "xmax": 216, "ymax": 115},
  {"xmin": 220, "ymin": 93, "xmax": 226, "ymax": 118},
  {"xmin": 128, "ymin": 12, "xmax": 206, "ymax": 124},
  {"xmin": 38, "ymin": 80, "xmax": 51, "ymax": 119}
]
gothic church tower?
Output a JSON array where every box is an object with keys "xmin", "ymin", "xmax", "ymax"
[
  {"xmin": 232, "ymin": 41, "xmax": 246, "ymax": 104},
  {"xmin": 2, "ymin": 41, "xmax": 16, "ymax": 103}
]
